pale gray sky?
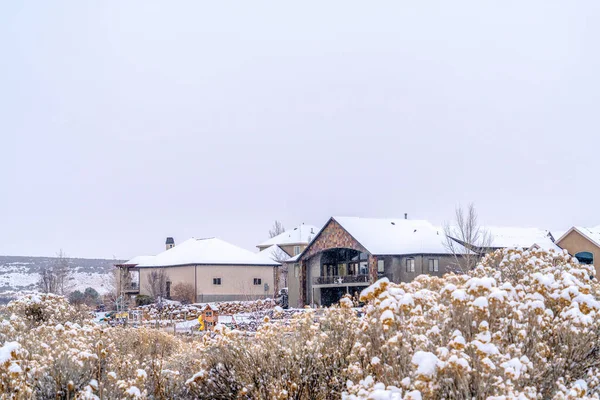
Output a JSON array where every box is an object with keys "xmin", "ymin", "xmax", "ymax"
[{"xmin": 1, "ymin": 1, "xmax": 599, "ymax": 259}]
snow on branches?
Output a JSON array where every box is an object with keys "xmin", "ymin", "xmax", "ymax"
[{"xmin": 345, "ymin": 247, "xmax": 600, "ymax": 399}]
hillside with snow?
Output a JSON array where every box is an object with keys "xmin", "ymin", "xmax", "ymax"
[{"xmin": 0, "ymin": 255, "xmax": 121, "ymax": 297}]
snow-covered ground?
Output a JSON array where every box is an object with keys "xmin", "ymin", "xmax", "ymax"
[{"xmin": 0, "ymin": 255, "xmax": 117, "ymax": 295}]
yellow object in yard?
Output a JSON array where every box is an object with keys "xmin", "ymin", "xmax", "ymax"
[
  {"xmin": 198, "ymin": 316, "xmax": 205, "ymax": 331},
  {"xmin": 116, "ymin": 312, "xmax": 128, "ymax": 319}
]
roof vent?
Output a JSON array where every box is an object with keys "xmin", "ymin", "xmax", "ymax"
[
  {"xmin": 413, "ymin": 229, "xmax": 417, "ymax": 233},
  {"xmin": 311, "ymin": 228, "xmax": 314, "ymax": 234},
  {"xmin": 391, "ymin": 222, "xmax": 395, "ymax": 225},
  {"xmin": 405, "ymin": 213, "xmax": 408, "ymax": 220}
]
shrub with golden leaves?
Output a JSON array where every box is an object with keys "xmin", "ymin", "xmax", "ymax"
[
  {"xmin": 345, "ymin": 248, "xmax": 600, "ymax": 399},
  {"xmin": 2, "ymin": 248, "xmax": 599, "ymax": 399}
]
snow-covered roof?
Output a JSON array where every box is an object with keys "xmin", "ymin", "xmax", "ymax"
[
  {"xmin": 258, "ymin": 224, "xmax": 320, "ymax": 247},
  {"xmin": 483, "ymin": 227, "xmax": 554, "ymax": 249},
  {"xmin": 122, "ymin": 255, "xmax": 156, "ymax": 266},
  {"xmin": 135, "ymin": 238, "xmax": 280, "ymax": 267},
  {"xmin": 556, "ymin": 226, "xmax": 600, "ymax": 248},
  {"xmin": 284, "ymin": 254, "xmax": 301, "ymax": 263},
  {"xmin": 530, "ymin": 240, "xmax": 564, "ymax": 253},
  {"xmin": 201, "ymin": 304, "xmax": 219, "ymax": 312},
  {"xmin": 257, "ymin": 245, "xmax": 290, "ymax": 263},
  {"xmin": 332, "ymin": 217, "xmax": 461, "ymax": 255}
]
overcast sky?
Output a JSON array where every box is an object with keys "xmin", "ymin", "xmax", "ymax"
[{"xmin": 1, "ymin": 1, "xmax": 599, "ymax": 259}]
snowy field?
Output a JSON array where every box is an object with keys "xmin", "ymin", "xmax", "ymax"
[{"xmin": 0, "ymin": 256, "xmax": 117, "ymax": 295}]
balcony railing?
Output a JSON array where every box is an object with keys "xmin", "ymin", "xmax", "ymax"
[
  {"xmin": 313, "ymin": 274, "xmax": 370, "ymax": 285},
  {"xmin": 123, "ymin": 282, "xmax": 140, "ymax": 293}
]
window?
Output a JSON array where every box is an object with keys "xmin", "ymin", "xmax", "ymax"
[
  {"xmin": 294, "ymin": 264, "xmax": 299, "ymax": 277},
  {"xmin": 428, "ymin": 259, "xmax": 439, "ymax": 272},
  {"xmin": 213, "ymin": 278, "xmax": 222, "ymax": 285},
  {"xmin": 359, "ymin": 262, "xmax": 368, "ymax": 275},
  {"xmin": 166, "ymin": 281, "xmax": 171, "ymax": 299},
  {"xmin": 575, "ymin": 252, "xmax": 594, "ymax": 265},
  {"xmin": 205, "ymin": 311, "xmax": 212, "ymax": 317},
  {"xmin": 377, "ymin": 260, "xmax": 385, "ymax": 273},
  {"xmin": 294, "ymin": 246, "xmax": 301, "ymax": 255},
  {"xmin": 406, "ymin": 258, "xmax": 415, "ymax": 272},
  {"xmin": 253, "ymin": 278, "xmax": 262, "ymax": 285}
]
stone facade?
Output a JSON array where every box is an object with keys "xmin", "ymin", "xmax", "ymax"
[
  {"xmin": 368, "ymin": 255, "xmax": 378, "ymax": 283},
  {"xmin": 301, "ymin": 219, "xmax": 368, "ymax": 258},
  {"xmin": 299, "ymin": 219, "xmax": 370, "ymax": 305}
]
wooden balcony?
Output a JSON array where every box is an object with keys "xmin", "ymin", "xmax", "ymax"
[{"xmin": 123, "ymin": 282, "xmax": 140, "ymax": 294}]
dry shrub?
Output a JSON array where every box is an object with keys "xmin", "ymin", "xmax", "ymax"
[
  {"xmin": 2, "ymin": 249, "xmax": 600, "ymax": 399},
  {"xmin": 344, "ymin": 248, "xmax": 600, "ymax": 399},
  {"xmin": 0, "ymin": 295, "xmax": 201, "ymax": 399},
  {"xmin": 186, "ymin": 302, "xmax": 359, "ymax": 399},
  {"xmin": 4, "ymin": 293, "xmax": 91, "ymax": 328},
  {"xmin": 171, "ymin": 283, "xmax": 195, "ymax": 304}
]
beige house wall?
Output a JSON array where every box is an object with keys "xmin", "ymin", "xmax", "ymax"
[
  {"xmin": 279, "ymin": 244, "xmax": 307, "ymax": 257},
  {"xmin": 557, "ymin": 230, "xmax": 600, "ymax": 277},
  {"xmin": 138, "ymin": 264, "xmax": 276, "ymax": 302},
  {"xmin": 286, "ymin": 262, "xmax": 300, "ymax": 308}
]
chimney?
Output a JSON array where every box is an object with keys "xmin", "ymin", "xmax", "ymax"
[
  {"xmin": 165, "ymin": 237, "xmax": 175, "ymax": 250},
  {"xmin": 404, "ymin": 213, "xmax": 408, "ymax": 220}
]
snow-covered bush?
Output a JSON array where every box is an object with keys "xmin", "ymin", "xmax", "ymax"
[
  {"xmin": 4, "ymin": 292, "xmax": 91, "ymax": 327},
  {"xmin": 186, "ymin": 302, "xmax": 360, "ymax": 399},
  {"xmin": 344, "ymin": 248, "xmax": 600, "ymax": 399},
  {"xmin": 0, "ymin": 294, "xmax": 201, "ymax": 399},
  {"xmin": 2, "ymin": 248, "xmax": 599, "ymax": 399}
]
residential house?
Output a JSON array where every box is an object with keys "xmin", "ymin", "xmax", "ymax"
[
  {"xmin": 288, "ymin": 217, "xmax": 560, "ymax": 308},
  {"xmin": 257, "ymin": 224, "xmax": 320, "ymax": 257},
  {"xmin": 257, "ymin": 223, "xmax": 319, "ymax": 292},
  {"xmin": 116, "ymin": 237, "xmax": 280, "ymax": 303},
  {"xmin": 288, "ymin": 217, "xmax": 472, "ymax": 307},
  {"xmin": 555, "ymin": 226, "xmax": 600, "ymax": 276}
]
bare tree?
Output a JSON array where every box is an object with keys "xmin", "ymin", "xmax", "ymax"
[
  {"xmin": 266, "ymin": 246, "xmax": 289, "ymax": 294},
  {"xmin": 144, "ymin": 269, "xmax": 169, "ymax": 300},
  {"xmin": 38, "ymin": 249, "xmax": 73, "ymax": 295},
  {"xmin": 269, "ymin": 245, "xmax": 289, "ymax": 263},
  {"xmin": 443, "ymin": 204, "xmax": 493, "ymax": 273},
  {"xmin": 269, "ymin": 220, "xmax": 285, "ymax": 238}
]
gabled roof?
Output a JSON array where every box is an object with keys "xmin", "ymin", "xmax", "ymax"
[
  {"xmin": 530, "ymin": 240, "xmax": 563, "ymax": 252},
  {"xmin": 284, "ymin": 253, "xmax": 301, "ymax": 263},
  {"xmin": 201, "ymin": 304, "xmax": 219, "ymax": 312},
  {"xmin": 135, "ymin": 238, "xmax": 280, "ymax": 267},
  {"xmin": 257, "ymin": 245, "xmax": 290, "ymax": 263},
  {"xmin": 258, "ymin": 224, "xmax": 320, "ymax": 247},
  {"xmin": 556, "ymin": 226, "xmax": 600, "ymax": 248},
  {"xmin": 329, "ymin": 216, "xmax": 463, "ymax": 255}
]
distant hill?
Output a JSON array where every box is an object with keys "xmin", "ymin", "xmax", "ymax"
[{"xmin": 0, "ymin": 255, "xmax": 124, "ymax": 295}]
